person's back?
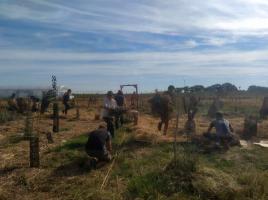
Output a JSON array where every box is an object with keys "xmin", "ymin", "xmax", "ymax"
[
  {"xmin": 211, "ymin": 118, "xmax": 232, "ymax": 136},
  {"xmin": 115, "ymin": 94, "xmax": 124, "ymax": 107},
  {"xmin": 102, "ymin": 96, "xmax": 117, "ymax": 117},
  {"xmin": 85, "ymin": 127, "xmax": 112, "ymax": 162},
  {"xmin": 63, "ymin": 92, "xmax": 70, "ymax": 104},
  {"xmin": 86, "ymin": 129, "xmax": 109, "ymax": 152}
]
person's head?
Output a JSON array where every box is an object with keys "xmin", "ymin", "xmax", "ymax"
[
  {"xmin": 67, "ymin": 89, "xmax": 72, "ymax": 94},
  {"xmin": 168, "ymin": 85, "xmax": 175, "ymax": 94},
  {"xmin": 11, "ymin": 93, "xmax": 16, "ymax": 99},
  {"xmin": 107, "ymin": 91, "xmax": 113, "ymax": 100},
  {"xmin": 117, "ymin": 90, "xmax": 123, "ymax": 95},
  {"xmin": 215, "ymin": 111, "xmax": 223, "ymax": 120}
]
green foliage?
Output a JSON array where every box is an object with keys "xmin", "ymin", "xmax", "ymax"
[
  {"xmin": 237, "ymin": 171, "xmax": 268, "ymax": 200},
  {"xmin": 126, "ymin": 146, "xmax": 198, "ymax": 199},
  {"xmin": 54, "ymin": 134, "xmax": 88, "ymax": 152},
  {"xmin": 30, "ymin": 125, "xmax": 268, "ymax": 200}
]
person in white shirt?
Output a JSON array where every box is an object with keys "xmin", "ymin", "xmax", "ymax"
[{"xmin": 102, "ymin": 91, "xmax": 117, "ymax": 137}]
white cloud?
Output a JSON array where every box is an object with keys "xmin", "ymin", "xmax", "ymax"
[
  {"xmin": 184, "ymin": 40, "xmax": 199, "ymax": 48},
  {"xmin": 1, "ymin": 49, "xmax": 268, "ymax": 78},
  {"xmin": 1, "ymin": 0, "xmax": 268, "ymax": 90},
  {"xmin": 2, "ymin": 0, "xmax": 268, "ymax": 36},
  {"xmin": 204, "ymin": 37, "xmax": 236, "ymax": 46}
]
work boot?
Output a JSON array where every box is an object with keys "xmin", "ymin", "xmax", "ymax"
[{"xmin": 90, "ymin": 158, "xmax": 98, "ymax": 170}]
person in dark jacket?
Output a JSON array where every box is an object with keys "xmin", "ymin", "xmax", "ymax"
[
  {"xmin": 62, "ymin": 89, "xmax": 72, "ymax": 115},
  {"xmin": 85, "ymin": 124, "xmax": 112, "ymax": 168},
  {"xmin": 40, "ymin": 90, "xmax": 54, "ymax": 114},
  {"xmin": 114, "ymin": 90, "xmax": 125, "ymax": 129}
]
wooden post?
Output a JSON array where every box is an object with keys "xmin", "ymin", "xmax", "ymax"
[
  {"xmin": 23, "ymin": 109, "xmax": 40, "ymax": 167},
  {"xmin": 173, "ymin": 93, "xmax": 180, "ymax": 166},
  {"xmin": 46, "ymin": 132, "xmax": 54, "ymax": 143},
  {"xmin": 24, "ymin": 111, "xmax": 33, "ymax": 139},
  {"xmin": 30, "ymin": 136, "xmax": 40, "ymax": 168},
  {"xmin": 53, "ymin": 102, "xmax": 59, "ymax": 132}
]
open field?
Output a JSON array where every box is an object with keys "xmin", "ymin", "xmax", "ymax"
[{"xmin": 0, "ymin": 94, "xmax": 268, "ymax": 200}]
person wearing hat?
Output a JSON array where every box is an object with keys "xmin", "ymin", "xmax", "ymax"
[
  {"xmin": 206, "ymin": 111, "xmax": 234, "ymax": 147},
  {"xmin": 101, "ymin": 91, "xmax": 117, "ymax": 137}
]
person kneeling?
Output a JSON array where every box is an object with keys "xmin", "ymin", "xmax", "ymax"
[
  {"xmin": 85, "ymin": 124, "xmax": 112, "ymax": 169},
  {"xmin": 204, "ymin": 112, "xmax": 238, "ymax": 149}
]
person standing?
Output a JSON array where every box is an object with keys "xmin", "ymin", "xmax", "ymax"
[
  {"xmin": 62, "ymin": 89, "xmax": 72, "ymax": 115},
  {"xmin": 101, "ymin": 91, "xmax": 117, "ymax": 137},
  {"xmin": 7, "ymin": 93, "xmax": 18, "ymax": 111},
  {"xmin": 149, "ymin": 86, "xmax": 175, "ymax": 135},
  {"xmin": 114, "ymin": 90, "xmax": 125, "ymax": 129}
]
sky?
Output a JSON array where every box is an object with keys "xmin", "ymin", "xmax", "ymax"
[{"xmin": 1, "ymin": 0, "xmax": 268, "ymax": 92}]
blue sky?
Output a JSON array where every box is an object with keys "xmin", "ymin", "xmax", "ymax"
[{"xmin": 1, "ymin": 0, "xmax": 268, "ymax": 92}]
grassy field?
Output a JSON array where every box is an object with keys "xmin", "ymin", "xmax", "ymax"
[{"xmin": 0, "ymin": 94, "xmax": 268, "ymax": 200}]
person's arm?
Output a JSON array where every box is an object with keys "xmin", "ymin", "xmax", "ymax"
[
  {"xmin": 103, "ymin": 98, "xmax": 109, "ymax": 109},
  {"xmin": 106, "ymin": 139, "xmax": 112, "ymax": 153},
  {"xmin": 207, "ymin": 122, "xmax": 214, "ymax": 133},
  {"xmin": 229, "ymin": 123, "xmax": 234, "ymax": 133}
]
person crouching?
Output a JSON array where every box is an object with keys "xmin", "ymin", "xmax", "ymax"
[
  {"xmin": 85, "ymin": 124, "xmax": 112, "ymax": 169},
  {"xmin": 204, "ymin": 112, "xmax": 238, "ymax": 149}
]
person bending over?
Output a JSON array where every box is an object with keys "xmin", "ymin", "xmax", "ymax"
[
  {"xmin": 205, "ymin": 112, "xmax": 234, "ymax": 147},
  {"xmin": 85, "ymin": 124, "xmax": 112, "ymax": 168}
]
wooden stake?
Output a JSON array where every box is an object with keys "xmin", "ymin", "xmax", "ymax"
[
  {"xmin": 24, "ymin": 111, "xmax": 33, "ymax": 139},
  {"xmin": 53, "ymin": 102, "xmax": 59, "ymax": 132},
  {"xmin": 30, "ymin": 136, "xmax": 40, "ymax": 168}
]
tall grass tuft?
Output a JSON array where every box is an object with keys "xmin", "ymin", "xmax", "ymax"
[{"xmin": 0, "ymin": 110, "xmax": 17, "ymax": 124}]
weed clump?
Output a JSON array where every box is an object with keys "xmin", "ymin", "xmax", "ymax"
[
  {"xmin": 0, "ymin": 110, "xmax": 17, "ymax": 124},
  {"xmin": 126, "ymin": 148, "xmax": 199, "ymax": 199}
]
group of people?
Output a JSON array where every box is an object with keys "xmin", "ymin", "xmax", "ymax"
[
  {"xmin": 86, "ymin": 89, "xmax": 237, "ymax": 169},
  {"xmin": 41, "ymin": 89, "xmax": 73, "ymax": 115},
  {"xmin": 7, "ymin": 89, "xmax": 73, "ymax": 115},
  {"xmin": 85, "ymin": 90, "xmax": 127, "ymax": 167},
  {"xmin": 7, "ymin": 93, "xmax": 39, "ymax": 113},
  {"xmin": 150, "ymin": 85, "xmax": 238, "ymax": 149},
  {"xmin": 8, "ymin": 87, "xmax": 238, "ymax": 167}
]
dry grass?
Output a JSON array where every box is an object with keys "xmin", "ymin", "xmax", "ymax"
[{"xmin": 0, "ymin": 95, "xmax": 268, "ymax": 200}]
